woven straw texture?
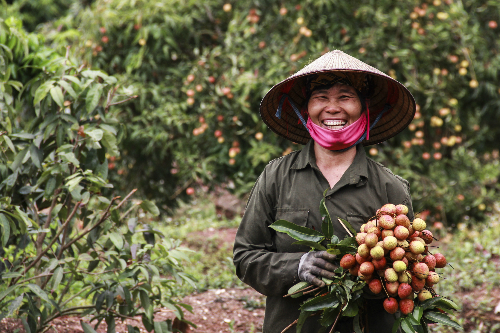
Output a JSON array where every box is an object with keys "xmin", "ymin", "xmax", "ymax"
[{"xmin": 259, "ymin": 50, "xmax": 416, "ymax": 145}]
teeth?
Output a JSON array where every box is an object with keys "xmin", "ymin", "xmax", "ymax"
[{"xmin": 323, "ymin": 120, "xmax": 346, "ymax": 126}]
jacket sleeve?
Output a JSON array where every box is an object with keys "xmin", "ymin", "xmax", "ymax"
[{"xmin": 233, "ymin": 165, "xmax": 303, "ymax": 297}]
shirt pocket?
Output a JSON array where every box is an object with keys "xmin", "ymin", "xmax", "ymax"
[{"xmin": 273, "ymin": 208, "xmax": 311, "ymax": 253}]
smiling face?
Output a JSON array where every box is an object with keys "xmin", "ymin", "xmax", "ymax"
[{"xmin": 307, "ymin": 83, "xmax": 363, "ymax": 130}]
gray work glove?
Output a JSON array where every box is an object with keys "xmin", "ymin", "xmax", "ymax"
[{"xmin": 298, "ymin": 251, "xmax": 338, "ymax": 287}]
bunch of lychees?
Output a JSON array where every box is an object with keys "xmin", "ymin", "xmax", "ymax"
[{"xmin": 339, "ymin": 203, "xmax": 446, "ymax": 315}]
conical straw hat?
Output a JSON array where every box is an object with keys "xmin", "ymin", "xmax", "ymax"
[{"xmin": 259, "ymin": 50, "xmax": 416, "ymax": 145}]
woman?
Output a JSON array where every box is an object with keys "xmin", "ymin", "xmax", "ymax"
[{"xmin": 233, "ymin": 50, "xmax": 416, "ymax": 333}]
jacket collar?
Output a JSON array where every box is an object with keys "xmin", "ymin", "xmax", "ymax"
[{"xmin": 291, "ymin": 140, "xmax": 369, "ymax": 184}]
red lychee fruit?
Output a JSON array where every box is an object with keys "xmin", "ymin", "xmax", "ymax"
[
  {"xmin": 365, "ymin": 233, "xmax": 379, "ymax": 248},
  {"xmin": 395, "ymin": 204, "xmax": 409, "ymax": 215},
  {"xmin": 399, "ymin": 299, "xmax": 414, "ymax": 315},
  {"xmin": 372, "ymin": 257, "xmax": 387, "ymax": 270},
  {"xmin": 386, "ymin": 281, "xmax": 400, "ymax": 296},
  {"xmin": 411, "ymin": 275, "xmax": 426, "ymax": 292},
  {"xmin": 420, "ymin": 230, "xmax": 434, "ymax": 244},
  {"xmin": 368, "ymin": 279, "xmax": 382, "ymax": 294},
  {"xmin": 398, "ymin": 283, "xmax": 413, "ymax": 299},
  {"xmin": 390, "ymin": 247, "xmax": 406, "ymax": 261},
  {"xmin": 379, "ymin": 204, "xmax": 397, "ymax": 216},
  {"xmin": 394, "ymin": 226, "xmax": 410, "ymax": 240},
  {"xmin": 434, "ymin": 253, "xmax": 447, "ymax": 268},
  {"xmin": 356, "ymin": 232, "xmax": 367, "ymax": 245},
  {"xmin": 359, "ymin": 262, "xmax": 375, "ymax": 276},
  {"xmin": 378, "ymin": 215, "xmax": 396, "ymax": 229},
  {"xmin": 356, "ymin": 253, "xmax": 371, "ymax": 265},
  {"xmin": 395, "ymin": 214, "xmax": 411, "ymax": 228},
  {"xmin": 383, "ymin": 297, "xmax": 399, "ymax": 314},
  {"xmin": 426, "ymin": 271, "xmax": 440, "ymax": 286},
  {"xmin": 340, "ymin": 254, "xmax": 356, "ymax": 269},
  {"xmin": 381, "ymin": 229, "xmax": 394, "ymax": 239},
  {"xmin": 423, "ymin": 254, "xmax": 436, "ymax": 270},
  {"xmin": 413, "ymin": 262, "xmax": 430, "ymax": 279}
]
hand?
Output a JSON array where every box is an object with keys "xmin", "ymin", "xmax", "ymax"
[{"xmin": 298, "ymin": 251, "xmax": 338, "ymax": 287}]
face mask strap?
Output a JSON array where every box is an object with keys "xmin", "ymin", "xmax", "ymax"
[
  {"xmin": 276, "ymin": 93, "xmax": 309, "ymax": 132},
  {"xmin": 334, "ymin": 103, "xmax": 391, "ymax": 152}
]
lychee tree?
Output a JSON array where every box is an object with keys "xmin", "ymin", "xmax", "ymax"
[
  {"xmin": 9, "ymin": 0, "xmax": 500, "ymax": 224},
  {"xmin": 0, "ymin": 17, "xmax": 194, "ymax": 332}
]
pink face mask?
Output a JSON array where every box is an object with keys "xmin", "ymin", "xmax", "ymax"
[{"xmin": 306, "ymin": 113, "xmax": 368, "ymax": 151}]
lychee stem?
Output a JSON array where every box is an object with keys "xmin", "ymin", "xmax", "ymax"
[{"xmin": 380, "ymin": 277, "xmax": 391, "ymax": 298}]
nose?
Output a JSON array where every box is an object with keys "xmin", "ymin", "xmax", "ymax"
[{"xmin": 322, "ymin": 99, "xmax": 343, "ymax": 113}]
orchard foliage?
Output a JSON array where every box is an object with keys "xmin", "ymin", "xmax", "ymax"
[
  {"xmin": 43, "ymin": 0, "xmax": 500, "ymax": 226},
  {"xmin": 0, "ymin": 17, "xmax": 193, "ymax": 332},
  {"xmin": 5, "ymin": 2, "xmax": 500, "ymax": 216}
]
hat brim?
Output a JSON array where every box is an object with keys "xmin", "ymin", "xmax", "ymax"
[{"xmin": 259, "ymin": 51, "xmax": 416, "ymax": 146}]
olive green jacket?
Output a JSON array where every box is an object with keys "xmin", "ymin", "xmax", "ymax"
[{"xmin": 233, "ymin": 141, "xmax": 414, "ymax": 333}]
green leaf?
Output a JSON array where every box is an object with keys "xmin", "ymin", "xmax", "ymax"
[
  {"xmin": 140, "ymin": 200, "xmax": 159, "ymax": 216},
  {"xmin": 319, "ymin": 306, "xmax": 340, "ymax": 327},
  {"xmin": 392, "ymin": 318, "xmax": 403, "ymax": 333},
  {"xmin": 424, "ymin": 311, "xmax": 462, "ymax": 330},
  {"xmin": 58, "ymin": 80, "xmax": 77, "ymax": 98},
  {"xmin": 413, "ymin": 306, "xmax": 423, "ymax": 322},
  {"xmin": 435, "ymin": 298, "xmax": 460, "ymax": 311},
  {"xmin": 29, "ymin": 144, "xmax": 43, "ymax": 169},
  {"xmin": 0, "ymin": 213, "xmax": 11, "ymax": 246},
  {"xmin": 86, "ymin": 83, "xmax": 103, "ymax": 113},
  {"xmin": 109, "ymin": 232, "xmax": 123, "ymax": 250},
  {"xmin": 9, "ymin": 147, "xmax": 28, "ymax": 171},
  {"xmin": 26, "ymin": 284, "xmax": 51, "ymax": 303},
  {"xmin": 320, "ymin": 198, "xmax": 333, "ymax": 239},
  {"xmin": 269, "ymin": 220, "xmax": 324, "ymax": 243},
  {"xmin": 34, "ymin": 81, "xmax": 54, "ymax": 105},
  {"xmin": 291, "ymin": 240, "xmax": 327, "ymax": 251},
  {"xmin": 296, "ymin": 310, "xmax": 313, "ymax": 333},
  {"xmin": 301, "ymin": 293, "xmax": 339, "ymax": 312},
  {"xmin": 79, "ymin": 253, "xmax": 94, "ymax": 261},
  {"xmin": 7, "ymin": 295, "xmax": 23, "ymax": 317},
  {"xmin": 353, "ymin": 313, "xmax": 362, "ymax": 333},
  {"xmin": 85, "ymin": 128, "xmax": 104, "ymax": 141},
  {"xmin": 287, "ymin": 281, "xmax": 309, "ymax": 295},
  {"xmin": 140, "ymin": 290, "xmax": 152, "ymax": 319},
  {"xmin": 400, "ymin": 318, "xmax": 415, "ymax": 333},
  {"xmin": 342, "ymin": 301, "xmax": 358, "ymax": 317},
  {"xmin": 2, "ymin": 135, "xmax": 16, "ymax": 153},
  {"xmin": 52, "ymin": 267, "xmax": 64, "ymax": 289},
  {"xmin": 81, "ymin": 321, "xmax": 98, "ymax": 333},
  {"xmin": 50, "ymin": 86, "xmax": 64, "ymax": 108},
  {"xmin": 106, "ymin": 316, "xmax": 116, "ymax": 333}
]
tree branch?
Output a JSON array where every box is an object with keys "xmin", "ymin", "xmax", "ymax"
[{"xmin": 8, "ymin": 202, "xmax": 81, "ymax": 287}]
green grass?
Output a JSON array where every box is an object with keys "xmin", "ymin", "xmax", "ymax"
[
  {"xmin": 428, "ymin": 215, "xmax": 500, "ymax": 332},
  {"xmin": 153, "ymin": 194, "xmax": 245, "ymax": 296}
]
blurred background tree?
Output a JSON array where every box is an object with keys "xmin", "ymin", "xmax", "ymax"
[{"xmin": 2, "ymin": 0, "xmax": 500, "ymax": 226}]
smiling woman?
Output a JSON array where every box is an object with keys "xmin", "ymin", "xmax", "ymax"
[{"xmin": 233, "ymin": 50, "xmax": 417, "ymax": 333}]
